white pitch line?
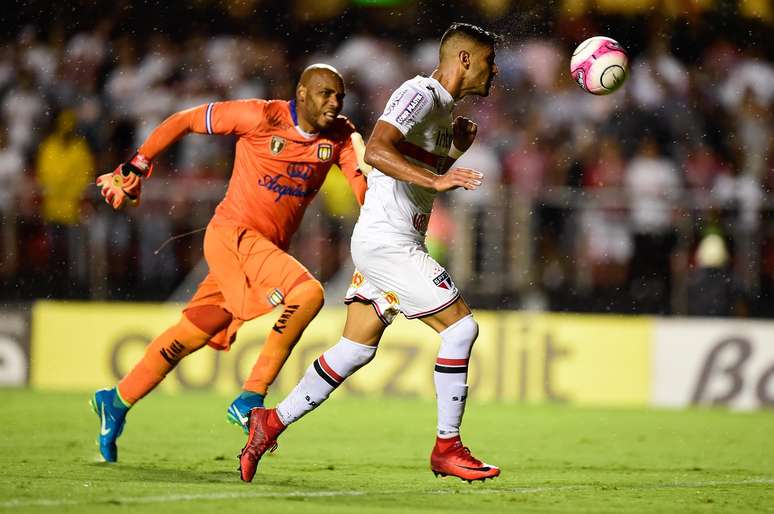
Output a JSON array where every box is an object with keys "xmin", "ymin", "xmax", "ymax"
[
  {"xmin": 1, "ymin": 478, "xmax": 772, "ymax": 509},
  {"xmin": 0, "ymin": 491, "xmax": 365, "ymax": 509}
]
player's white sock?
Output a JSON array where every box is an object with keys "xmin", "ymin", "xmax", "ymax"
[
  {"xmin": 276, "ymin": 337, "xmax": 376, "ymax": 425},
  {"xmin": 435, "ymin": 314, "xmax": 478, "ymax": 438}
]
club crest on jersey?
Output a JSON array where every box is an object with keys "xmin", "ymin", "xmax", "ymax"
[
  {"xmin": 317, "ymin": 143, "xmax": 332, "ymax": 162},
  {"xmin": 384, "ymin": 291, "xmax": 399, "ymax": 305},
  {"xmin": 433, "ymin": 271, "xmax": 453, "ymax": 290},
  {"xmin": 270, "ymin": 136, "xmax": 286, "ymax": 155}
]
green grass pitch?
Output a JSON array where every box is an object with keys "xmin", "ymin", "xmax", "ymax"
[{"xmin": 0, "ymin": 390, "xmax": 772, "ymax": 513}]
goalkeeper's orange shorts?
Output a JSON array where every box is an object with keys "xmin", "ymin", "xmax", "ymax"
[{"xmin": 184, "ymin": 221, "xmax": 314, "ymax": 350}]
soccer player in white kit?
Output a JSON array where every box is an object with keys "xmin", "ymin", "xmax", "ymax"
[{"xmin": 239, "ymin": 23, "xmax": 501, "ymax": 483}]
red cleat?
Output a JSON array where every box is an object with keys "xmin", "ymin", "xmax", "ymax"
[
  {"xmin": 238, "ymin": 408, "xmax": 285, "ymax": 482},
  {"xmin": 430, "ymin": 436, "xmax": 500, "ymax": 482}
]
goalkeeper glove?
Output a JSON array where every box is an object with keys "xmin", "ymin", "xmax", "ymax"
[
  {"xmin": 96, "ymin": 153, "xmax": 153, "ymax": 209},
  {"xmin": 350, "ymin": 132, "xmax": 372, "ymax": 176}
]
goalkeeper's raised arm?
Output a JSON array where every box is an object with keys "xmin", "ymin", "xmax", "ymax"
[{"xmin": 95, "ymin": 100, "xmax": 263, "ymax": 210}]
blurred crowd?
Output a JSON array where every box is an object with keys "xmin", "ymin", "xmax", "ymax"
[{"xmin": 0, "ymin": 2, "xmax": 772, "ymax": 316}]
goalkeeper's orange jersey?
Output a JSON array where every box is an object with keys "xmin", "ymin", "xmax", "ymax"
[{"xmin": 138, "ymin": 99, "xmax": 366, "ymax": 250}]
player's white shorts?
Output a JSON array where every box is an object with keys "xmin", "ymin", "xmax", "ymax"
[{"xmin": 344, "ymin": 238, "xmax": 460, "ymax": 324}]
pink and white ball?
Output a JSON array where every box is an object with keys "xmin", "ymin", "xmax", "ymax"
[{"xmin": 570, "ymin": 36, "xmax": 628, "ymax": 95}]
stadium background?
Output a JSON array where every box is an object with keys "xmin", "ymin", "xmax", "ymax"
[
  {"xmin": 0, "ymin": 2, "xmax": 772, "ymax": 512},
  {"xmin": 0, "ymin": 0, "xmax": 771, "ymax": 314},
  {"xmin": 0, "ymin": 0, "xmax": 772, "ymax": 399}
]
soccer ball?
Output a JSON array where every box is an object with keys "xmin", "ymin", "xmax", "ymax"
[{"xmin": 570, "ymin": 36, "xmax": 628, "ymax": 95}]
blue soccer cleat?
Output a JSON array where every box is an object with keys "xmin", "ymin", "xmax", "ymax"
[
  {"xmin": 226, "ymin": 391, "xmax": 265, "ymax": 434},
  {"xmin": 90, "ymin": 387, "xmax": 129, "ymax": 462}
]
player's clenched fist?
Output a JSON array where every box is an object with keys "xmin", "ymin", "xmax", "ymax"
[
  {"xmin": 452, "ymin": 116, "xmax": 477, "ymax": 153},
  {"xmin": 432, "ymin": 167, "xmax": 483, "ymax": 193},
  {"xmin": 96, "ymin": 153, "xmax": 153, "ymax": 209}
]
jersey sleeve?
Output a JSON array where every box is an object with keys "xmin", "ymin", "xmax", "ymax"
[
  {"xmin": 204, "ymin": 100, "xmax": 265, "ymax": 136},
  {"xmin": 138, "ymin": 100, "xmax": 265, "ymax": 160},
  {"xmin": 377, "ymin": 81, "xmax": 434, "ymax": 136},
  {"xmin": 337, "ymin": 136, "xmax": 367, "ymax": 205}
]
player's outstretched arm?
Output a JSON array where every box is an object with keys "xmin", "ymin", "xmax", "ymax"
[
  {"xmin": 364, "ymin": 121, "xmax": 482, "ymax": 193},
  {"xmin": 96, "ymin": 101, "xmax": 264, "ymax": 210},
  {"xmin": 95, "ymin": 106, "xmax": 205, "ymax": 210}
]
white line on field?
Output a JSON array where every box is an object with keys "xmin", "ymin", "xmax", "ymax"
[{"xmin": 1, "ymin": 478, "xmax": 771, "ymax": 509}]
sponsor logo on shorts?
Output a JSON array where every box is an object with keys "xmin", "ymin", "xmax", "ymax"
[
  {"xmin": 317, "ymin": 143, "xmax": 332, "ymax": 162},
  {"xmin": 268, "ymin": 288, "xmax": 284, "ymax": 307},
  {"xmin": 270, "ymin": 135, "xmax": 286, "ymax": 154},
  {"xmin": 396, "ymin": 93, "xmax": 425, "ymax": 125},
  {"xmin": 433, "ymin": 271, "xmax": 454, "ymax": 290},
  {"xmin": 384, "ymin": 291, "xmax": 399, "ymax": 305},
  {"xmin": 350, "ymin": 271, "xmax": 364, "ymax": 288}
]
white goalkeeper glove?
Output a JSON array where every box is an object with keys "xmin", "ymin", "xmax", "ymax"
[{"xmin": 350, "ymin": 132, "xmax": 373, "ymax": 177}]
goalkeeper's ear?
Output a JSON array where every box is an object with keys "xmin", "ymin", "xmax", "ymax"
[{"xmin": 350, "ymin": 132, "xmax": 373, "ymax": 177}]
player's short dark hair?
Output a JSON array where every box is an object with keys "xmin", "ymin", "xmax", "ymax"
[{"xmin": 440, "ymin": 22, "xmax": 503, "ymax": 49}]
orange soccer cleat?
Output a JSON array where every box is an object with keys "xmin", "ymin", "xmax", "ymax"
[
  {"xmin": 238, "ymin": 408, "xmax": 285, "ymax": 482},
  {"xmin": 430, "ymin": 436, "xmax": 500, "ymax": 482}
]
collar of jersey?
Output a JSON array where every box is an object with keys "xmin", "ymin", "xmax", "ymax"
[
  {"xmin": 424, "ymin": 75, "xmax": 455, "ymax": 106},
  {"xmin": 288, "ymin": 100, "xmax": 319, "ymax": 140}
]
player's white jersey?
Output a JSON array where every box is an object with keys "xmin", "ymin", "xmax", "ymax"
[{"xmin": 352, "ymin": 75, "xmax": 455, "ymax": 245}]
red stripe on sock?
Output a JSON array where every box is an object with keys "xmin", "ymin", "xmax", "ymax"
[
  {"xmin": 318, "ymin": 355, "xmax": 344, "ymax": 383},
  {"xmin": 436, "ymin": 357, "xmax": 468, "ymax": 366}
]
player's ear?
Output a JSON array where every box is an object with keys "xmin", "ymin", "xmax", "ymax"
[
  {"xmin": 297, "ymin": 84, "xmax": 307, "ymax": 103},
  {"xmin": 459, "ymin": 50, "xmax": 471, "ymax": 70}
]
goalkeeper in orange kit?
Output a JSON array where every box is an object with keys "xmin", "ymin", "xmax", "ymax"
[{"xmin": 91, "ymin": 64, "xmax": 369, "ymax": 462}]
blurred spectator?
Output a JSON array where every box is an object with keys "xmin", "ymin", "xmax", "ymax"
[
  {"xmin": 625, "ymin": 136, "xmax": 682, "ymax": 313},
  {"xmin": 0, "ymin": 128, "xmax": 24, "ymax": 278},
  {"xmin": 732, "ymin": 88, "xmax": 772, "ymax": 183},
  {"xmin": 685, "ymin": 234, "xmax": 745, "ymax": 316},
  {"xmin": 18, "ymin": 25, "xmax": 60, "ymax": 88},
  {"xmin": 2, "ymin": 70, "xmax": 47, "ymax": 157},
  {"xmin": 578, "ymin": 137, "xmax": 632, "ymax": 309},
  {"xmin": 35, "ymin": 110, "xmax": 95, "ymax": 295},
  {"xmin": 630, "ymin": 36, "xmax": 689, "ymax": 110},
  {"xmin": 0, "ymin": 6, "xmax": 770, "ymax": 316},
  {"xmin": 451, "ymin": 140, "xmax": 503, "ymax": 273},
  {"xmin": 684, "ymin": 143, "xmax": 729, "ymax": 191},
  {"xmin": 502, "ymin": 114, "xmax": 550, "ymax": 199}
]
